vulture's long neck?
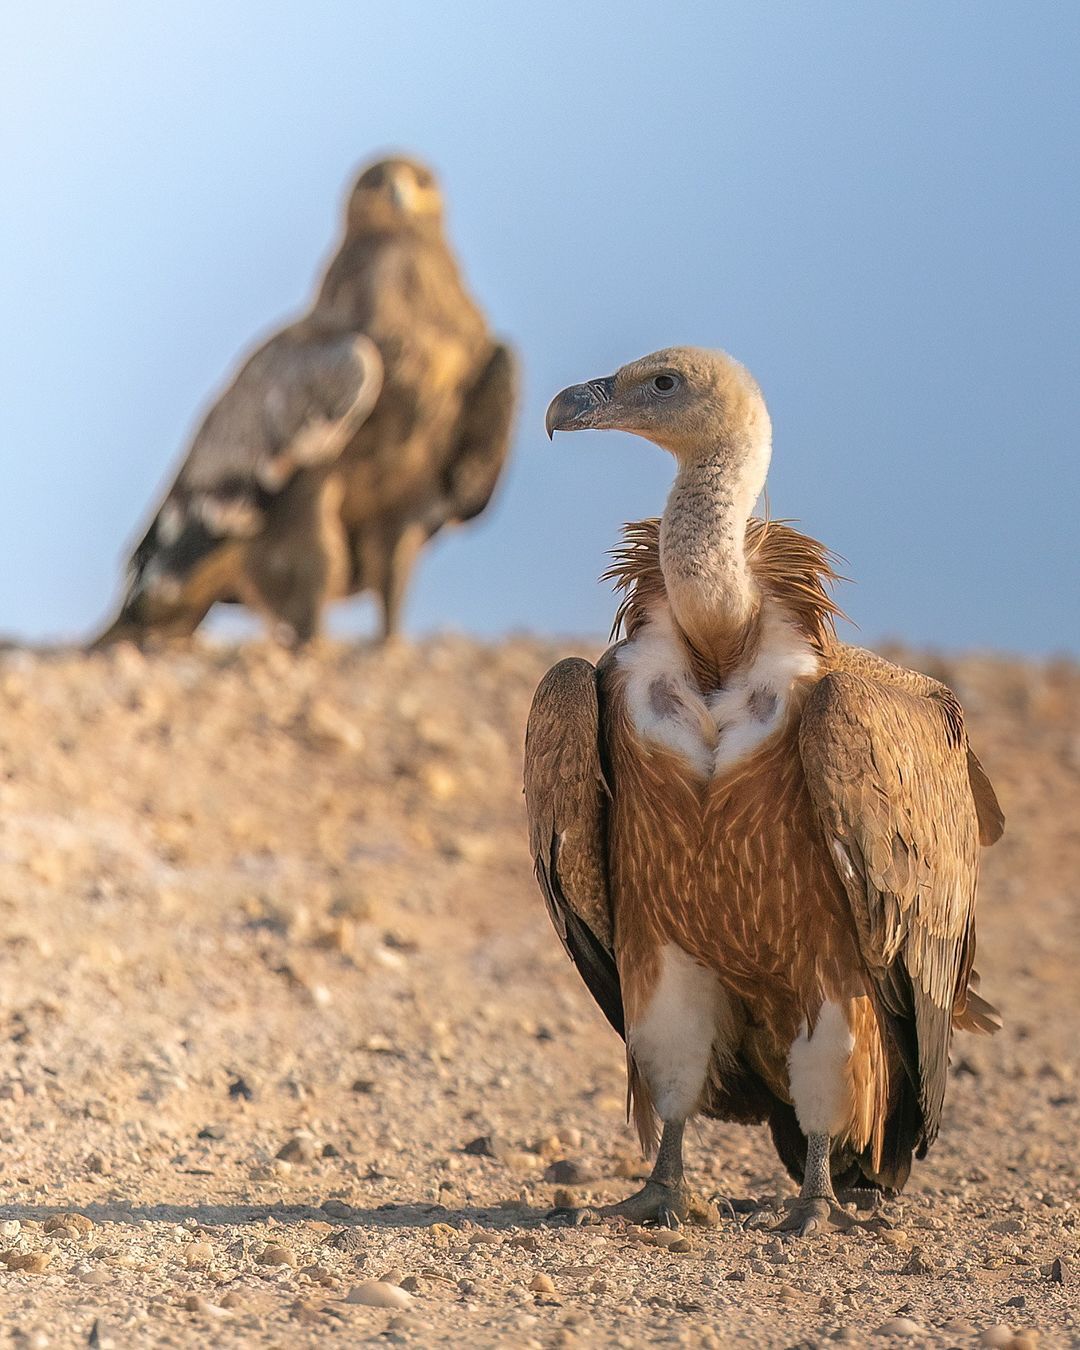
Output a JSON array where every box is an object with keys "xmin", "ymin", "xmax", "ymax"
[{"xmin": 659, "ymin": 439, "xmax": 770, "ymax": 674}]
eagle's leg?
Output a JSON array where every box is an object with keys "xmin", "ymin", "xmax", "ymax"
[
  {"xmin": 768, "ymin": 1132, "xmax": 890, "ymax": 1237},
  {"xmin": 377, "ymin": 521, "xmax": 426, "ymax": 640}
]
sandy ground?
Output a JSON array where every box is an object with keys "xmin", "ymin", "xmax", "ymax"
[{"xmin": 0, "ymin": 636, "xmax": 1076, "ymax": 1348}]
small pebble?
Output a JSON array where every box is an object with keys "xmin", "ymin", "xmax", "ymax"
[
  {"xmin": 344, "ymin": 1280, "xmax": 414, "ymax": 1309},
  {"xmin": 79, "ymin": 1265, "xmax": 111, "ymax": 1286},
  {"xmin": 463, "ymin": 1135, "xmax": 503, "ymax": 1159},
  {"xmin": 4, "ymin": 1251, "xmax": 52, "ymax": 1274},
  {"xmin": 632, "ymin": 1227, "xmax": 686, "ymax": 1249},
  {"xmin": 277, "ymin": 1133, "xmax": 319, "ymax": 1164},
  {"xmin": 543, "ymin": 1159, "xmax": 595, "ymax": 1185},
  {"xmin": 256, "ymin": 1243, "xmax": 297, "ymax": 1267},
  {"xmin": 43, "ymin": 1212, "xmax": 94, "ymax": 1238},
  {"xmin": 875, "ymin": 1317, "xmax": 924, "ymax": 1338},
  {"xmin": 977, "ymin": 1328, "xmax": 1015, "ymax": 1348},
  {"xmin": 387, "ymin": 1315, "xmax": 423, "ymax": 1335},
  {"xmin": 183, "ymin": 1295, "xmax": 231, "ymax": 1319},
  {"xmin": 288, "ymin": 1302, "xmax": 325, "ymax": 1326},
  {"xmin": 325, "ymin": 1227, "xmax": 365, "ymax": 1254},
  {"xmin": 902, "ymin": 1246, "xmax": 932, "ymax": 1275}
]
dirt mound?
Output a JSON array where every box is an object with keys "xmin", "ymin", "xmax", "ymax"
[{"xmin": 0, "ymin": 638, "xmax": 1075, "ymax": 1346}]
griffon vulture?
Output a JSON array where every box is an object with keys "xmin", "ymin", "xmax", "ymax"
[
  {"xmin": 525, "ymin": 347, "xmax": 1003, "ymax": 1235},
  {"xmin": 96, "ymin": 155, "xmax": 516, "ymax": 645}
]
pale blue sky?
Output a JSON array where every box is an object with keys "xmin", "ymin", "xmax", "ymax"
[{"xmin": 2, "ymin": 2, "xmax": 1077, "ymax": 652}]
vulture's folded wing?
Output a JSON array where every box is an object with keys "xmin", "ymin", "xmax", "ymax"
[
  {"xmin": 100, "ymin": 330, "xmax": 382, "ymax": 637},
  {"xmin": 798, "ymin": 667, "xmax": 1001, "ymax": 1147},
  {"xmin": 524, "ymin": 657, "xmax": 622, "ymax": 1036}
]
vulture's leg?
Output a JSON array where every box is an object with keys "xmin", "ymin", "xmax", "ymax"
[
  {"xmin": 575, "ymin": 947, "xmax": 726, "ymax": 1228},
  {"xmin": 760, "ymin": 1002, "xmax": 892, "ymax": 1236},
  {"xmin": 593, "ymin": 1120, "xmax": 719, "ymax": 1228},
  {"xmin": 765, "ymin": 1132, "xmax": 890, "ymax": 1236},
  {"xmin": 378, "ymin": 521, "xmax": 426, "ymax": 640}
]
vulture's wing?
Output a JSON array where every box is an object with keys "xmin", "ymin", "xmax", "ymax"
[
  {"xmin": 99, "ymin": 330, "xmax": 382, "ymax": 639},
  {"xmin": 524, "ymin": 656, "xmax": 622, "ymax": 1036},
  {"xmin": 436, "ymin": 342, "xmax": 518, "ymax": 529},
  {"xmin": 799, "ymin": 667, "xmax": 1002, "ymax": 1148}
]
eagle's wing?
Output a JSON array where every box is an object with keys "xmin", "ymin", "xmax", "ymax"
[
  {"xmin": 97, "ymin": 330, "xmax": 382, "ymax": 640},
  {"xmin": 799, "ymin": 665, "xmax": 1002, "ymax": 1147},
  {"xmin": 437, "ymin": 342, "xmax": 518, "ymax": 528},
  {"xmin": 523, "ymin": 656, "xmax": 622, "ymax": 1036}
]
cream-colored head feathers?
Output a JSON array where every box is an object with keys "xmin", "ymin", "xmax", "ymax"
[{"xmin": 546, "ymin": 345, "xmax": 771, "ymax": 468}]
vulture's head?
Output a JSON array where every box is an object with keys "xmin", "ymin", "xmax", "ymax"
[
  {"xmin": 545, "ymin": 347, "xmax": 771, "ymax": 470},
  {"xmin": 347, "ymin": 156, "xmax": 444, "ymax": 235}
]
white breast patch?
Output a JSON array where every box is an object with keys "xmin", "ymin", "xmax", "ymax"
[{"xmin": 617, "ymin": 603, "xmax": 820, "ymax": 778}]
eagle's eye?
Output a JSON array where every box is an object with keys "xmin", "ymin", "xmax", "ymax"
[{"xmin": 651, "ymin": 373, "xmax": 679, "ymax": 396}]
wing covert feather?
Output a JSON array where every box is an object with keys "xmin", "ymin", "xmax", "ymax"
[
  {"xmin": 524, "ymin": 657, "xmax": 621, "ymax": 1034},
  {"xmin": 113, "ymin": 330, "xmax": 381, "ymax": 627},
  {"xmin": 799, "ymin": 667, "xmax": 998, "ymax": 1143}
]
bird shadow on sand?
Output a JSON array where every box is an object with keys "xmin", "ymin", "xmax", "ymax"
[{"xmin": 0, "ymin": 1198, "xmax": 569, "ymax": 1232}]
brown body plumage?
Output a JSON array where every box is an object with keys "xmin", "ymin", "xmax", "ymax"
[
  {"xmin": 95, "ymin": 155, "xmax": 517, "ymax": 646},
  {"xmin": 526, "ymin": 348, "xmax": 1002, "ymax": 1229},
  {"xmin": 308, "ymin": 155, "xmax": 518, "ymax": 638}
]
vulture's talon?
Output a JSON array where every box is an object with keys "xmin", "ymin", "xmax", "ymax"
[
  {"xmin": 546, "ymin": 1205, "xmax": 596, "ymax": 1227},
  {"xmin": 594, "ymin": 1180, "xmax": 719, "ymax": 1228},
  {"xmin": 767, "ymin": 1195, "xmax": 893, "ymax": 1237}
]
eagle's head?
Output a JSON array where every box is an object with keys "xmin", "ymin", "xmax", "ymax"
[{"xmin": 346, "ymin": 156, "xmax": 444, "ymax": 235}]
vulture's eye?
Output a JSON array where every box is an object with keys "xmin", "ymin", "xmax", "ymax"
[{"xmin": 651, "ymin": 373, "xmax": 679, "ymax": 396}]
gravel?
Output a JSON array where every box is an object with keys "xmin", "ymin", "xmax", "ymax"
[{"xmin": 0, "ymin": 636, "xmax": 1075, "ymax": 1347}]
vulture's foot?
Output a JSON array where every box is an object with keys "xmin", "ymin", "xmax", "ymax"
[
  {"xmin": 598, "ymin": 1180, "xmax": 722, "ymax": 1228},
  {"xmin": 762, "ymin": 1194, "xmax": 892, "ymax": 1238}
]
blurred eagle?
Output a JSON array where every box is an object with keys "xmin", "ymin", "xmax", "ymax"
[
  {"xmin": 95, "ymin": 155, "xmax": 517, "ymax": 646},
  {"xmin": 526, "ymin": 347, "xmax": 1002, "ymax": 1234}
]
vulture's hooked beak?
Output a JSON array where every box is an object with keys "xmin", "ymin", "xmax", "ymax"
[{"xmin": 545, "ymin": 376, "xmax": 617, "ymax": 439}]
